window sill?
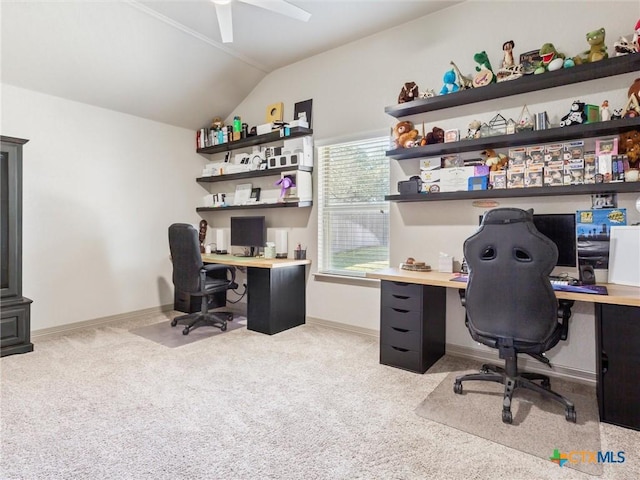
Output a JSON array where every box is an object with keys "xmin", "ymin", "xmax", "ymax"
[{"xmin": 312, "ymin": 272, "xmax": 380, "ymax": 287}]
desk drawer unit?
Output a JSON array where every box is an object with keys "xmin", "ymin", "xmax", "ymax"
[
  {"xmin": 596, "ymin": 304, "xmax": 640, "ymax": 430},
  {"xmin": 379, "ymin": 281, "xmax": 446, "ymax": 373}
]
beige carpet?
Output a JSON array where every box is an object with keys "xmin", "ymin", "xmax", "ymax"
[
  {"xmin": 416, "ymin": 365, "xmax": 602, "ymax": 476},
  {"xmin": 130, "ymin": 316, "xmax": 246, "ymax": 347}
]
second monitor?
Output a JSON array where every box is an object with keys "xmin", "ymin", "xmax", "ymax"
[{"xmin": 230, "ymin": 216, "xmax": 266, "ymax": 257}]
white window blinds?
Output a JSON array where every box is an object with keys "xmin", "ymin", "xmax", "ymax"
[{"xmin": 318, "ymin": 137, "xmax": 390, "ymax": 276}]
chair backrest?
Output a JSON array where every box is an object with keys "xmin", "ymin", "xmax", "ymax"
[
  {"xmin": 464, "ymin": 208, "xmax": 558, "ymax": 344},
  {"xmin": 168, "ymin": 223, "xmax": 204, "ymax": 294}
]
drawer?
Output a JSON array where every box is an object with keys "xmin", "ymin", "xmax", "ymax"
[
  {"xmin": 380, "ymin": 343, "xmax": 422, "ymax": 373},
  {"xmin": 381, "ymin": 306, "xmax": 422, "ymax": 331},
  {"xmin": 381, "ymin": 286, "xmax": 423, "ymax": 311},
  {"xmin": 382, "ymin": 281, "xmax": 423, "ymax": 297},
  {"xmin": 380, "ymin": 322, "xmax": 421, "ymax": 351}
]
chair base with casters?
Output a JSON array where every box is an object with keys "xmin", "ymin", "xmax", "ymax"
[
  {"xmin": 170, "ymin": 299, "xmax": 233, "ymax": 335},
  {"xmin": 453, "ymin": 353, "xmax": 576, "ymax": 424}
]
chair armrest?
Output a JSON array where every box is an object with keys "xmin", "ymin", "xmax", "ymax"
[
  {"xmin": 202, "ymin": 263, "xmax": 236, "ymax": 284},
  {"xmin": 557, "ymin": 299, "xmax": 574, "ymax": 341}
]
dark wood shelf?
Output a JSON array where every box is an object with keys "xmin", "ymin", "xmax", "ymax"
[
  {"xmin": 197, "ymin": 201, "xmax": 312, "ymax": 212},
  {"xmin": 387, "ymin": 117, "xmax": 640, "ymax": 160},
  {"xmin": 386, "ymin": 182, "xmax": 640, "ymax": 203},
  {"xmin": 197, "ymin": 127, "xmax": 313, "ymax": 155},
  {"xmin": 197, "ymin": 165, "xmax": 313, "ymax": 183},
  {"xmin": 385, "ymin": 54, "xmax": 640, "ymax": 118}
]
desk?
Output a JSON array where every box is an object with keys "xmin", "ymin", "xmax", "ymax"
[
  {"xmin": 367, "ymin": 268, "xmax": 640, "ymax": 430},
  {"xmin": 202, "ymin": 254, "xmax": 311, "ymax": 335}
]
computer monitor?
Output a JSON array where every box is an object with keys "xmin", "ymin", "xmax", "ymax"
[
  {"xmin": 230, "ymin": 216, "xmax": 266, "ymax": 256},
  {"xmin": 478, "ymin": 213, "xmax": 577, "ymax": 267}
]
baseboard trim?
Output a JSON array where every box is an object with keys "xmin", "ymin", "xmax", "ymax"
[
  {"xmin": 306, "ymin": 316, "xmax": 379, "ymax": 339},
  {"xmin": 32, "ymin": 304, "xmax": 175, "ymax": 340},
  {"xmin": 446, "ymin": 344, "xmax": 596, "ymax": 386}
]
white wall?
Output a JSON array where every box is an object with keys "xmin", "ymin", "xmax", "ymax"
[
  {"xmin": 1, "ymin": 84, "xmax": 205, "ymax": 330},
  {"xmin": 227, "ymin": 1, "xmax": 640, "ymax": 374}
]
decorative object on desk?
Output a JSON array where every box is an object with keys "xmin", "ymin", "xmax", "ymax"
[
  {"xmin": 438, "ymin": 252, "xmax": 453, "ymax": 273},
  {"xmin": 516, "ymin": 104, "xmax": 534, "ymax": 131},
  {"xmin": 293, "ymin": 98, "xmax": 313, "ymax": 128},
  {"xmin": 608, "ymin": 226, "xmax": 640, "ymax": 286},
  {"xmin": 472, "ymin": 51, "xmax": 495, "ymax": 87},
  {"xmin": 294, "ymin": 243, "xmax": 306, "ymax": 260},
  {"xmin": 199, "ymin": 219, "xmax": 208, "ymax": 253},
  {"xmin": 264, "ymin": 242, "xmax": 276, "ymax": 259},
  {"xmin": 576, "ymin": 27, "xmax": 608, "ymax": 63},
  {"xmin": 449, "ymin": 61, "xmax": 473, "ymax": 90},
  {"xmin": 266, "ymin": 102, "xmax": 284, "ymax": 123},
  {"xmin": 559, "ymin": 100, "xmax": 586, "ymax": 127},
  {"xmin": 233, "ymin": 183, "xmax": 252, "ymax": 205},
  {"xmin": 439, "ymin": 69, "xmax": 459, "ymax": 95},
  {"xmin": 488, "ymin": 114, "xmax": 507, "ymax": 136},
  {"xmin": 401, "ymin": 257, "xmax": 431, "ymax": 272},
  {"xmin": 392, "ymin": 120, "xmax": 419, "ymax": 149},
  {"xmin": 275, "ymin": 230, "xmax": 288, "ymax": 258},
  {"xmin": 398, "ymin": 81, "xmax": 419, "ymax": 103}
]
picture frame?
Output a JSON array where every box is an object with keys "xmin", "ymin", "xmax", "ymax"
[
  {"xmin": 444, "ymin": 129, "xmax": 459, "ymax": 143},
  {"xmin": 294, "ymin": 99, "xmax": 313, "ymax": 128},
  {"xmin": 250, "ymin": 187, "xmax": 261, "ymax": 201},
  {"xmin": 595, "ymin": 137, "xmax": 618, "ymax": 156},
  {"xmin": 234, "ymin": 183, "xmax": 252, "ymax": 205}
]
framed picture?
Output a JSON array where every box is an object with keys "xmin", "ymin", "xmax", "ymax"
[
  {"xmin": 595, "ymin": 137, "xmax": 618, "ymax": 156},
  {"xmin": 250, "ymin": 187, "xmax": 261, "ymax": 201},
  {"xmin": 444, "ymin": 129, "xmax": 459, "ymax": 143},
  {"xmin": 294, "ymin": 99, "xmax": 313, "ymax": 128},
  {"xmin": 234, "ymin": 183, "xmax": 252, "ymax": 205}
]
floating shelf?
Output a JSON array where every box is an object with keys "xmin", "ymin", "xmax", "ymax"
[
  {"xmin": 386, "ymin": 182, "xmax": 640, "ymax": 203},
  {"xmin": 386, "ymin": 117, "xmax": 640, "ymax": 160},
  {"xmin": 384, "ymin": 54, "xmax": 640, "ymax": 118},
  {"xmin": 197, "ymin": 127, "xmax": 313, "ymax": 155},
  {"xmin": 197, "ymin": 165, "xmax": 313, "ymax": 183},
  {"xmin": 197, "ymin": 201, "xmax": 312, "ymax": 212}
]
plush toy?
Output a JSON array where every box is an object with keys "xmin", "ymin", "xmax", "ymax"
[
  {"xmin": 393, "ymin": 121, "xmax": 419, "ymax": 149},
  {"xmin": 424, "ymin": 126, "xmax": 445, "ymax": 145},
  {"xmin": 481, "ymin": 149, "xmax": 508, "ymax": 171},
  {"xmin": 619, "ymin": 129, "xmax": 640, "ymax": 167},
  {"xmin": 622, "ymin": 78, "xmax": 640, "ymax": 118},
  {"xmin": 450, "ymin": 61, "xmax": 473, "ymax": 90},
  {"xmin": 398, "ymin": 82, "xmax": 419, "ymax": 103},
  {"xmin": 560, "ymin": 100, "xmax": 587, "ymax": 127},
  {"xmin": 440, "ymin": 70, "xmax": 459, "ymax": 95},
  {"xmin": 472, "ymin": 51, "xmax": 495, "ymax": 86},
  {"xmin": 467, "ymin": 120, "xmax": 482, "ymax": 139},
  {"xmin": 534, "ymin": 43, "xmax": 566, "ymax": 73},
  {"xmin": 584, "ymin": 28, "xmax": 608, "ymax": 62}
]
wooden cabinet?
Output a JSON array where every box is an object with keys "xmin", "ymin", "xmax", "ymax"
[
  {"xmin": 196, "ymin": 127, "xmax": 313, "ymax": 212},
  {"xmin": 1, "ymin": 136, "xmax": 33, "ymax": 357},
  {"xmin": 384, "ymin": 54, "xmax": 640, "ymax": 203},
  {"xmin": 379, "ymin": 280, "xmax": 445, "ymax": 373}
]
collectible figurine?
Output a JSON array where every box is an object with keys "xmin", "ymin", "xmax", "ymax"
[
  {"xmin": 449, "ymin": 61, "xmax": 473, "ymax": 90},
  {"xmin": 472, "ymin": 51, "xmax": 495, "ymax": 87},
  {"xmin": 575, "ymin": 28, "xmax": 608, "ymax": 63},
  {"xmin": 467, "ymin": 120, "xmax": 481, "ymax": 139},
  {"xmin": 560, "ymin": 100, "xmax": 587, "ymax": 127},
  {"xmin": 440, "ymin": 69, "xmax": 459, "ymax": 95},
  {"xmin": 534, "ymin": 43, "xmax": 565, "ymax": 74},
  {"xmin": 398, "ymin": 82, "xmax": 419, "ymax": 103},
  {"xmin": 496, "ymin": 40, "xmax": 523, "ymax": 82},
  {"xmin": 600, "ymin": 100, "xmax": 611, "ymax": 121},
  {"xmin": 502, "ymin": 40, "xmax": 515, "ymax": 69}
]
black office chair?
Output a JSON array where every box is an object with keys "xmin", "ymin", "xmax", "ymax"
[
  {"xmin": 453, "ymin": 208, "xmax": 576, "ymax": 424},
  {"xmin": 168, "ymin": 223, "xmax": 237, "ymax": 335}
]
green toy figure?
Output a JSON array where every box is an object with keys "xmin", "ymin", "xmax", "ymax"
[
  {"xmin": 534, "ymin": 43, "xmax": 566, "ymax": 74},
  {"xmin": 472, "ymin": 51, "xmax": 495, "ymax": 87},
  {"xmin": 576, "ymin": 28, "xmax": 608, "ymax": 63}
]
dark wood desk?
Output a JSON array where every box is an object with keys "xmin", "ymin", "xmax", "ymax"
[
  {"xmin": 367, "ymin": 268, "xmax": 640, "ymax": 430},
  {"xmin": 202, "ymin": 254, "xmax": 311, "ymax": 335}
]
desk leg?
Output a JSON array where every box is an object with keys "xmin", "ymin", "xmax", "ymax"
[{"xmin": 247, "ymin": 265, "xmax": 306, "ymax": 335}]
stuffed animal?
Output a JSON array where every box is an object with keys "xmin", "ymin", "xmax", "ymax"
[
  {"xmin": 619, "ymin": 129, "xmax": 640, "ymax": 167},
  {"xmin": 481, "ymin": 149, "xmax": 508, "ymax": 171},
  {"xmin": 472, "ymin": 51, "xmax": 495, "ymax": 86},
  {"xmin": 534, "ymin": 43, "xmax": 566, "ymax": 73},
  {"xmin": 440, "ymin": 70, "xmax": 459, "ymax": 95},
  {"xmin": 398, "ymin": 82, "xmax": 419, "ymax": 104},
  {"xmin": 579, "ymin": 28, "xmax": 608, "ymax": 63},
  {"xmin": 393, "ymin": 121, "xmax": 419, "ymax": 149},
  {"xmin": 424, "ymin": 126, "xmax": 444, "ymax": 145},
  {"xmin": 622, "ymin": 78, "xmax": 640, "ymax": 118}
]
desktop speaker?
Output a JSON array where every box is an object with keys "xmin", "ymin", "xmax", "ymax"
[
  {"xmin": 579, "ymin": 264, "xmax": 596, "ymax": 285},
  {"xmin": 275, "ymin": 230, "xmax": 288, "ymax": 258},
  {"xmin": 213, "ymin": 228, "xmax": 228, "ymax": 254}
]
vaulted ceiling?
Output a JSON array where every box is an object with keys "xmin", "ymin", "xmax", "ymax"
[{"xmin": 1, "ymin": 1, "xmax": 460, "ymax": 130}]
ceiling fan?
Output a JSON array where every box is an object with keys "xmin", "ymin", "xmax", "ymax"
[{"xmin": 212, "ymin": 0, "xmax": 311, "ymax": 43}]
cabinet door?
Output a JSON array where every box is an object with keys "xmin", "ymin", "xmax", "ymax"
[
  {"xmin": 1, "ymin": 142, "xmax": 22, "ymax": 299},
  {"xmin": 598, "ymin": 304, "xmax": 640, "ymax": 430}
]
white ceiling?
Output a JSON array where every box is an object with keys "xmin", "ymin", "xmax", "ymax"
[{"xmin": 1, "ymin": 1, "xmax": 460, "ymax": 130}]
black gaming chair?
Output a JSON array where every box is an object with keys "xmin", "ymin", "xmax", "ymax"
[
  {"xmin": 168, "ymin": 223, "xmax": 237, "ymax": 335},
  {"xmin": 454, "ymin": 208, "xmax": 576, "ymax": 424}
]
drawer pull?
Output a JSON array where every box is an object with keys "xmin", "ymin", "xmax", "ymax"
[
  {"xmin": 391, "ymin": 327, "xmax": 409, "ymax": 333},
  {"xmin": 393, "ymin": 282, "xmax": 409, "ymax": 287},
  {"xmin": 391, "ymin": 346, "xmax": 409, "ymax": 352},
  {"xmin": 392, "ymin": 294, "xmax": 410, "ymax": 300},
  {"xmin": 391, "ymin": 308, "xmax": 409, "ymax": 313}
]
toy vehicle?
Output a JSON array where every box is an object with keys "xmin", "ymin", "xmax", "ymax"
[{"xmin": 560, "ymin": 101, "xmax": 587, "ymax": 127}]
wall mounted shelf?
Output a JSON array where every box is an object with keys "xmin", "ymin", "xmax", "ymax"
[
  {"xmin": 387, "ymin": 117, "xmax": 640, "ymax": 161},
  {"xmin": 384, "ymin": 55, "xmax": 640, "ymax": 118},
  {"xmin": 197, "ymin": 165, "xmax": 312, "ymax": 183},
  {"xmin": 197, "ymin": 127, "xmax": 313, "ymax": 155},
  {"xmin": 197, "ymin": 201, "xmax": 312, "ymax": 212}
]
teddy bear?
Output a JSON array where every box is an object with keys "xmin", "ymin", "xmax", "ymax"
[
  {"xmin": 393, "ymin": 121, "xmax": 419, "ymax": 149},
  {"xmin": 423, "ymin": 126, "xmax": 444, "ymax": 145},
  {"xmin": 622, "ymin": 78, "xmax": 640, "ymax": 118},
  {"xmin": 398, "ymin": 82, "xmax": 419, "ymax": 104},
  {"xmin": 481, "ymin": 148, "xmax": 508, "ymax": 171},
  {"xmin": 619, "ymin": 129, "xmax": 640, "ymax": 167}
]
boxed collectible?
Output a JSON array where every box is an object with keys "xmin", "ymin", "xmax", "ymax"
[
  {"xmin": 564, "ymin": 159, "xmax": 584, "ymax": 185},
  {"xmin": 544, "ymin": 161, "xmax": 564, "ymax": 186},
  {"xmin": 584, "ymin": 153, "xmax": 597, "ymax": 183},
  {"xmin": 525, "ymin": 164, "xmax": 544, "ymax": 187},
  {"xmin": 507, "ymin": 166, "xmax": 525, "ymax": 188}
]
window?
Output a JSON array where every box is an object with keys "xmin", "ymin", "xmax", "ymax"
[{"xmin": 318, "ymin": 136, "xmax": 390, "ymax": 276}]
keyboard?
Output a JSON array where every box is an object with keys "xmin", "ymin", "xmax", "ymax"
[{"xmin": 449, "ymin": 274, "xmax": 608, "ymax": 295}]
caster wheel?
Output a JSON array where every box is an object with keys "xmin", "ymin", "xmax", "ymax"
[
  {"xmin": 171, "ymin": 319, "xmax": 177, "ymax": 327},
  {"xmin": 227, "ymin": 313, "xmax": 233, "ymax": 321},
  {"xmin": 221, "ymin": 323, "xmax": 227, "ymax": 332},
  {"xmin": 502, "ymin": 410, "xmax": 513, "ymax": 424},
  {"xmin": 541, "ymin": 378, "xmax": 551, "ymax": 389},
  {"xmin": 453, "ymin": 382, "xmax": 463, "ymax": 395},
  {"xmin": 480, "ymin": 365, "xmax": 490, "ymax": 374},
  {"xmin": 565, "ymin": 408, "xmax": 577, "ymax": 423},
  {"xmin": 182, "ymin": 327, "xmax": 190, "ymax": 335}
]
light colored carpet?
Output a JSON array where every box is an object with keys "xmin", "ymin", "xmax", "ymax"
[
  {"xmin": 415, "ymin": 367, "xmax": 601, "ymax": 476},
  {"xmin": 130, "ymin": 316, "xmax": 246, "ymax": 348},
  {"xmin": 1, "ymin": 312, "xmax": 639, "ymax": 480}
]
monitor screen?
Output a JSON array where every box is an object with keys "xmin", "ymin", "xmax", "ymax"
[
  {"xmin": 230, "ymin": 216, "xmax": 266, "ymax": 251},
  {"xmin": 478, "ymin": 213, "xmax": 577, "ymax": 267}
]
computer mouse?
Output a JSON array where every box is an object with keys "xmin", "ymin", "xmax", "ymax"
[{"xmin": 569, "ymin": 279, "xmax": 581, "ymax": 286}]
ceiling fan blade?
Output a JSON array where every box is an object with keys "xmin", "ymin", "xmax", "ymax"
[
  {"xmin": 214, "ymin": 2, "xmax": 234, "ymax": 43},
  {"xmin": 240, "ymin": 0, "xmax": 311, "ymax": 22}
]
